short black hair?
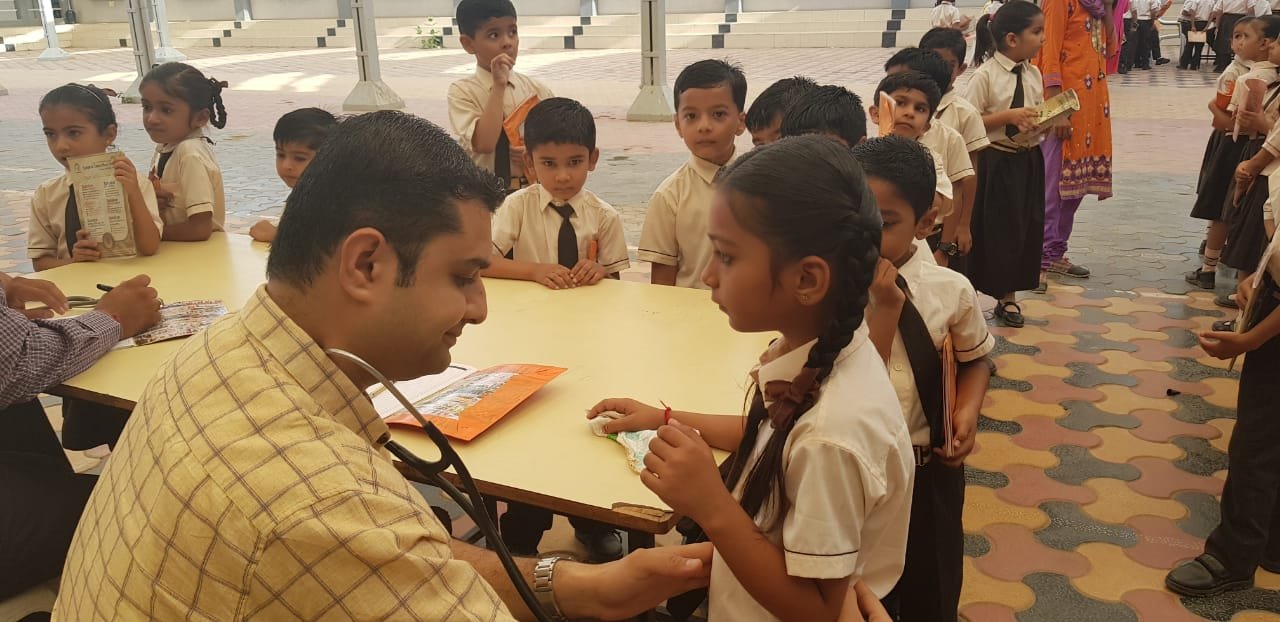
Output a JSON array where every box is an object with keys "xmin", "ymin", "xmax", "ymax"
[
  {"xmin": 40, "ymin": 83, "xmax": 116, "ymax": 133},
  {"xmin": 884, "ymin": 47, "xmax": 954, "ymax": 93},
  {"xmin": 852, "ymin": 136, "xmax": 937, "ymax": 220},
  {"xmin": 746, "ymin": 76, "xmax": 819, "ymax": 131},
  {"xmin": 267, "ymin": 111, "xmax": 504, "ymax": 287},
  {"xmin": 456, "ymin": 0, "xmax": 517, "ymax": 38},
  {"xmin": 875, "ymin": 71, "xmax": 942, "ymax": 116},
  {"xmin": 523, "ymin": 97, "xmax": 596, "ymax": 152},
  {"xmin": 779, "ymin": 84, "xmax": 867, "ymax": 147},
  {"xmin": 919, "ymin": 27, "xmax": 969, "ymax": 73},
  {"xmin": 273, "ymin": 107, "xmax": 338, "ymax": 151},
  {"xmin": 674, "ymin": 59, "xmax": 747, "ymax": 112}
]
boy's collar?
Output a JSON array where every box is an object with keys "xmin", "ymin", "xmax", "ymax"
[
  {"xmin": 536, "ymin": 183, "xmax": 587, "ymax": 209},
  {"xmin": 689, "ymin": 149, "xmax": 733, "ymax": 184},
  {"xmin": 472, "ymin": 64, "xmax": 496, "ymax": 86},
  {"xmin": 937, "ymin": 89, "xmax": 957, "ymax": 114}
]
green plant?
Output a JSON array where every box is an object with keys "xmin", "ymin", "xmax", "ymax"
[{"xmin": 418, "ymin": 16, "xmax": 442, "ymax": 49}]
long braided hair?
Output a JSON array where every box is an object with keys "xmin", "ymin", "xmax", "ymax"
[
  {"xmin": 718, "ymin": 135, "xmax": 882, "ymax": 530},
  {"xmin": 141, "ymin": 62, "xmax": 229, "ymax": 130}
]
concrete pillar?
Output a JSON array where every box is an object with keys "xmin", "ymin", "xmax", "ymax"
[
  {"xmin": 580, "ymin": 0, "xmax": 597, "ymax": 17},
  {"xmin": 152, "ymin": 0, "xmax": 186, "ymax": 63},
  {"xmin": 233, "ymin": 0, "xmax": 252, "ymax": 21},
  {"xmin": 343, "ymin": 0, "xmax": 404, "ymax": 111},
  {"xmin": 36, "ymin": 0, "xmax": 69, "ymax": 61},
  {"xmin": 626, "ymin": 0, "xmax": 673, "ymax": 122},
  {"xmin": 121, "ymin": 0, "xmax": 156, "ymax": 104},
  {"xmin": 725, "ymin": 0, "xmax": 742, "ymax": 14}
]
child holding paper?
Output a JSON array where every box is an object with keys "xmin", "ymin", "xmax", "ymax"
[
  {"xmin": 29, "ymin": 83, "xmax": 162, "ymax": 271},
  {"xmin": 249, "ymin": 107, "xmax": 339, "ymax": 243},
  {"xmin": 447, "ymin": 0, "xmax": 553, "ymax": 194}
]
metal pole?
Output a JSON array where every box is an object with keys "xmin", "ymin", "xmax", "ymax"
[
  {"xmin": 122, "ymin": 0, "xmax": 157, "ymax": 104},
  {"xmin": 626, "ymin": 0, "xmax": 672, "ymax": 122},
  {"xmin": 342, "ymin": 0, "xmax": 404, "ymax": 111},
  {"xmin": 152, "ymin": 0, "xmax": 186, "ymax": 63},
  {"xmin": 37, "ymin": 0, "xmax": 69, "ymax": 61}
]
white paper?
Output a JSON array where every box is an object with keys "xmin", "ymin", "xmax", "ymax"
[
  {"xmin": 67, "ymin": 152, "xmax": 136, "ymax": 258},
  {"xmin": 371, "ymin": 364, "xmax": 477, "ymax": 419}
]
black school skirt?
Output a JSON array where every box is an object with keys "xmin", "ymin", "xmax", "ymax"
[
  {"xmin": 1220, "ymin": 138, "xmax": 1265, "ymax": 225},
  {"xmin": 1223, "ymin": 173, "xmax": 1271, "ymax": 271},
  {"xmin": 966, "ymin": 146, "xmax": 1045, "ymax": 298},
  {"xmin": 1192, "ymin": 130, "xmax": 1251, "ymax": 221}
]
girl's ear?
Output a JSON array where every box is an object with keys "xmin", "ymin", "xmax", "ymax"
[
  {"xmin": 794, "ymin": 256, "xmax": 832, "ymax": 308},
  {"xmin": 191, "ymin": 108, "xmax": 211, "ymax": 129},
  {"xmin": 104, "ymin": 123, "xmax": 119, "ymax": 145}
]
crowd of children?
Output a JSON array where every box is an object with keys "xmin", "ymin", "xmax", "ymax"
[{"xmin": 27, "ymin": 0, "xmax": 1280, "ymax": 617}]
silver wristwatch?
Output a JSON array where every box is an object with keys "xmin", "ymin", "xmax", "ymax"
[{"xmin": 533, "ymin": 556, "xmax": 568, "ymax": 622}]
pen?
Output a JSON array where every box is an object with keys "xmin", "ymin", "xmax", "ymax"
[{"xmin": 96, "ymin": 284, "xmax": 114, "ymax": 293}]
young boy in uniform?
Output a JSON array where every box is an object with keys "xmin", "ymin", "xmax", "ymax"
[
  {"xmin": 637, "ymin": 60, "xmax": 746, "ymax": 289},
  {"xmin": 447, "ymin": 0, "xmax": 553, "ymax": 193},
  {"xmin": 485, "ymin": 97, "xmax": 630, "ymax": 289},
  {"xmin": 249, "ymin": 108, "xmax": 339, "ymax": 243},
  {"xmin": 778, "ymin": 83, "xmax": 868, "ymax": 147},
  {"xmin": 744, "ymin": 75, "xmax": 818, "ymax": 146},
  {"xmin": 855, "ymin": 136, "xmax": 994, "ymax": 622},
  {"xmin": 867, "ymin": 71, "xmax": 957, "ymax": 226}
]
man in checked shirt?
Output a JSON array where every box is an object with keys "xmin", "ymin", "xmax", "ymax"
[{"xmin": 0, "ymin": 271, "xmax": 159, "ymax": 609}]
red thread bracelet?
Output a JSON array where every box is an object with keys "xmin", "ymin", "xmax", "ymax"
[{"xmin": 661, "ymin": 401, "xmax": 672, "ymax": 425}]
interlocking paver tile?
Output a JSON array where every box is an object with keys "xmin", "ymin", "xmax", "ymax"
[
  {"xmin": 1059, "ymin": 399, "xmax": 1142, "ymax": 432},
  {"xmin": 1128, "ymin": 456, "xmax": 1224, "ymax": 499},
  {"xmin": 984, "ymin": 389, "xmax": 1068, "ymax": 422},
  {"xmin": 959, "ymin": 601, "xmax": 1018, "ymax": 622},
  {"xmin": 964, "ymin": 487, "xmax": 1050, "ymax": 532},
  {"xmin": 974, "ymin": 525, "xmax": 1090, "ymax": 582},
  {"xmin": 1090, "ymin": 427, "xmax": 1185, "ymax": 463},
  {"xmin": 967, "ymin": 433, "xmax": 1059, "ymax": 472},
  {"xmin": 1031, "ymin": 341, "xmax": 1108, "ymax": 367},
  {"xmin": 1171, "ymin": 436, "xmax": 1229, "ymax": 478},
  {"xmin": 1171, "ymin": 394, "xmax": 1239, "ymax": 425},
  {"xmin": 993, "ymin": 354, "xmax": 1072, "ymax": 381},
  {"xmin": 1081, "ymin": 479, "xmax": 1186, "ymax": 524},
  {"xmin": 1122, "ymin": 589, "xmax": 1211, "ymax": 622},
  {"xmin": 1123, "ymin": 514, "xmax": 1204, "ymax": 570},
  {"xmin": 1174, "ymin": 491, "xmax": 1224, "ymax": 541},
  {"xmin": 1019, "ymin": 573, "xmax": 1139, "ymax": 622},
  {"xmin": 1071, "ymin": 543, "xmax": 1172, "ymax": 602},
  {"xmin": 1036, "ymin": 501, "xmax": 1137, "ymax": 551},
  {"xmin": 998, "ymin": 464, "xmax": 1097, "ymax": 507},
  {"xmin": 1063, "ymin": 361, "xmax": 1141, "ymax": 389},
  {"xmin": 960, "ymin": 557, "xmax": 1036, "ymax": 613},
  {"xmin": 1046, "ymin": 445, "xmax": 1142, "ymax": 486},
  {"xmin": 1012, "ymin": 415, "xmax": 1101, "ymax": 452}
]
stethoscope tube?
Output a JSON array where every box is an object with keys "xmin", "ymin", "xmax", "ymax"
[{"xmin": 325, "ymin": 349, "xmax": 553, "ymax": 622}]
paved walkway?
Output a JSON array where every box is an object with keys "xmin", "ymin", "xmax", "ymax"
[{"xmin": 0, "ymin": 44, "xmax": 1271, "ymax": 621}]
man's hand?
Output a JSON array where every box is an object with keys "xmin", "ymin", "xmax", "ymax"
[
  {"xmin": 532, "ymin": 263, "xmax": 575, "ymax": 290},
  {"xmin": 490, "ymin": 53, "xmax": 515, "ymax": 86},
  {"xmin": 95, "ymin": 274, "xmax": 161, "ymax": 338},
  {"xmin": 570, "ymin": 259, "xmax": 607, "ymax": 286},
  {"xmin": 72, "ymin": 230, "xmax": 102, "ymax": 263},
  {"xmin": 555, "ymin": 542, "xmax": 712, "ymax": 621},
  {"xmin": 4, "ymin": 276, "xmax": 69, "ymax": 318}
]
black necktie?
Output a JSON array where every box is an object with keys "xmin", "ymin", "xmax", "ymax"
[
  {"xmin": 1006, "ymin": 64, "xmax": 1025, "ymax": 139},
  {"xmin": 156, "ymin": 151, "xmax": 174, "ymax": 178},
  {"xmin": 551, "ymin": 203, "xmax": 578, "ymax": 268},
  {"xmin": 65, "ymin": 184, "xmax": 83, "ymax": 256},
  {"xmin": 495, "ymin": 131, "xmax": 512, "ymax": 192},
  {"xmin": 896, "ymin": 275, "xmax": 945, "ymax": 449}
]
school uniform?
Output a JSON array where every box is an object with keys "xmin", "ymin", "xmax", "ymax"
[
  {"xmin": 1192, "ymin": 58, "xmax": 1255, "ymax": 221},
  {"xmin": 151, "ymin": 131, "xmax": 225, "ymax": 232},
  {"xmin": 921, "ymin": 124, "xmax": 976, "ymax": 189},
  {"xmin": 1180, "ymin": 0, "xmax": 1212, "ymax": 70},
  {"xmin": 706, "ymin": 328, "xmax": 914, "ymax": 619},
  {"xmin": 964, "ymin": 52, "xmax": 1046, "ymax": 299},
  {"xmin": 1124, "ymin": 0, "xmax": 1157, "ymax": 70},
  {"xmin": 931, "ymin": 1, "xmax": 964, "ymax": 28},
  {"xmin": 936, "ymin": 91, "xmax": 993, "ymax": 155},
  {"xmin": 1201, "ymin": 229, "xmax": 1280, "ymax": 579},
  {"xmin": 1214, "ymin": 0, "xmax": 1256, "ymax": 71},
  {"xmin": 1224, "ymin": 84, "xmax": 1280, "ymax": 271},
  {"xmin": 881, "ymin": 245, "xmax": 995, "ymax": 622},
  {"xmin": 491, "ymin": 184, "xmax": 631, "ymax": 274},
  {"xmin": 27, "ymin": 171, "xmax": 161, "ymax": 262},
  {"xmin": 447, "ymin": 67, "xmax": 554, "ymax": 192},
  {"xmin": 637, "ymin": 153, "xmax": 728, "ymax": 289}
]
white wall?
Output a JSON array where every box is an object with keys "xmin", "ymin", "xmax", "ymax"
[
  {"xmin": 252, "ymin": 0, "xmax": 337, "ymax": 19},
  {"xmin": 600, "ymin": 0, "xmax": 725, "ymax": 13},
  {"xmin": 73, "ymin": 0, "xmax": 234, "ymax": 22}
]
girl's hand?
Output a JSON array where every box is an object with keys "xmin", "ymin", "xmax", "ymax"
[
  {"xmin": 112, "ymin": 155, "xmax": 140, "ymax": 194},
  {"xmin": 249, "ymin": 219, "xmax": 278, "ymax": 243},
  {"xmin": 937, "ymin": 405, "xmax": 979, "ymax": 467},
  {"xmin": 151, "ymin": 178, "xmax": 175, "ymax": 211},
  {"xmin": 1198, "ymin": 330, "xmax": 1257, "ymax": 359},
  {"xmin": 587, "ymin": 398, "xmax": 665, "ymax": 433},
  {"xmin": 72, "ymin": 230, "xmax": 101, "ymax": 262},
  {"xmin": 641, "ymin": 420, "xmax": 733, "ymax": 524},
  {"xmin": 869, "ymin": 258, "xmax": 904, "ymax": 310},
  {"xmin": 1236, "ymin": 109, "xmax": 1268, "ymax": 134},
  {"xmin": 571, "ymin": 259, "xmax": 607, "ymax": 286},
  {"xmin": 1011, "ymin": 107, "xmax": 1040, "ymax": 132}
]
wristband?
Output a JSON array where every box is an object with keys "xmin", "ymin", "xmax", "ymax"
[{"xmin": 661, "ymin": 400, "xmax": 672, "ymax": 425}]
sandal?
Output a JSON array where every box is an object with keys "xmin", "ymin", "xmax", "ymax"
[
  {"xmin": 994, "ymin": 301, "xmax": 1025, "ymax": 328},
  {"xmin": 1212, "ymin": 319, "xmax": 1237, "ymax": 332},
  {"xmin": 1165, "ymin": 554, "xmax": 1254, "ymax": 597}
]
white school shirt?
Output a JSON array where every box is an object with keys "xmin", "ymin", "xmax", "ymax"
[
  {"xmin": 447, "ymin": 66, "xmax": 554, "ymax": 177},
  {"xmin": 928, "ymin": 145, "xmax": 955, "ymax": 200},
  {"xmin": 1228, "ymin": 61, "xmax": 1279, "ymax": 113},
  {"xmin": 883, "ymin": 247, "xmax": 996, "ymax": 446},
  {"xmin": 984, "ymin": 0, "xmax": 1005, "ymax": 15},
  {"xmin": 931, "ymin": 1, "xmax": 964, "ymax": 28},
  {"xmin": 152, "ymin": 132, "xmax": 225, "ymax": 231},
  {"xmin": 636, "ymin": 153, "xmax": 728, "ymax": 289},
  {"xmin": 1183, "ymin": 0, "xmax": 1210, "ymax": 19},
  {"xmin": 1218, "ymin": 57, "xmax": 1252, "ymax": 95},
  {"xmin": 965, "ymin": 52, "xmax": 1046, "ymax": 150},
  {"xmin": 707, "ymin": 329, "xmax": 914, "ymax": 620},
  {"xmin": 921, "ymin": 123, "xmax": 976, "ymax": 184},
  {"xmin": 491, "ymin": 184, "xmax": 631, "ymax": 274},
  {"xmin": 27, "ymin": 170, "xmax": 162, "ymax": 261},
  {"xmin": 937, "ymin": 90, "xmax": 992, "ymax": 153},
  {"xmin": 1131, "ymin": 0, "xmax": 1156, "ymax": 20},
  {"xmin": 1214, "ymin": 0, "xmax": 1254, "ymax": 14}
]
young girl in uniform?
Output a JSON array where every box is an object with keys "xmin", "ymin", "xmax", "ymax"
[
  {"xmin": 1188, "ymin": 16, "xmax": 1278, "ymax": 292},
  {"xmin": 966, "ymin": 0, "xmax": 1047, "ymax": 328},
  {"xmin": 932, "ymin": 0, "xmax": 973, "ymax": 31},
  {"xmin": 140, "ymin": 62, "xmax": 228, "ymax": 242},
  {"xmin": 29, "ymin": 84, "xmax": 162, "ymax": 271},
  {"xmin": 587, "ymin": 136, "xmax": 914, "ymax": 621}
]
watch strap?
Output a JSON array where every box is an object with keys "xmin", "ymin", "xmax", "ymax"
[{"xmin": 533, "ymin": 556, "xmax": 568, "ymax": 622}]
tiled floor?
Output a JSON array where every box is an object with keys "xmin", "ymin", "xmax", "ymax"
[{"xmin": 0, "ymin": 43, "xmax": 1273, "ymax": 620}]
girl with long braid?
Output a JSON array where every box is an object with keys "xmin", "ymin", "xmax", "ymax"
[{"xmin": 589, "ymin": 136, "xmax": 914, "ymax": 621}]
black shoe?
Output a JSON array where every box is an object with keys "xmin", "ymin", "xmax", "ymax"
[
  {"xmin": 1215, "ymin": 293, "xmax": 1239, "ymax": 309},
  {"xmin": 1212, "ymin": 319, "xmax": 1237, "ymax": 332},
  {"xmin": 1166, "ymin": 554, "xmax": 1254, "ymax": 597},
  {"xmin": 1156, "ymin": 57, "xmax": 1171, "ymax": 65},
  {"xmin": 1139, "ymin": 65, "xmax": 1152, "ymax": 70},
  {"xmin": 1185, "ymin": 268, "xmax": 1216, "ymax": 290},
  {"xmin": 576, "ymin": 528, "xmax": 624, "ymax": 563},
  {"xmin": 994, "ymin": 301, "xmax": 1025, "ymax": 328}
]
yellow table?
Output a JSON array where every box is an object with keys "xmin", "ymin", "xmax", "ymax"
[{"xmin": 37, "ymin": 233, "xmax": 770, "ymax": 539}]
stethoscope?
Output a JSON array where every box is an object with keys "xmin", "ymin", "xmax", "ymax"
[{"xmin": 325, "ymin": 348, "xmax": 554, "ymax": 622}]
